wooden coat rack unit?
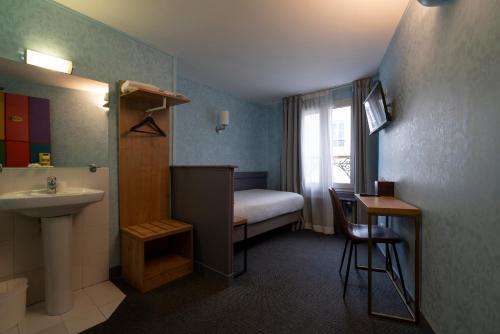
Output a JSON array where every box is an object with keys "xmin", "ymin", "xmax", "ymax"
[{"xmin": 118, "ymin": 81, "xmax": 192, "ymax": 292}]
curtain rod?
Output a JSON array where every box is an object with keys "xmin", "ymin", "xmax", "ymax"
[{"xmin": 300, "ymin": 82, "xmax": 353, "ymax": 97}]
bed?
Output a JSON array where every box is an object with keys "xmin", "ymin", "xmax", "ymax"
[
  {"xmin": 170, "ymin": 166, "xmax": 304, "ymax": 282},
  {"xmin": 233, "ymin": 172, "xmax": 303, "ymax": 242}
]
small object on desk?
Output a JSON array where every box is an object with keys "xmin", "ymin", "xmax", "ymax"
[
  {"xmin": 359, "ymin": 193, "xmax": 378, "ymax": 197},
  {"xmin": 374, "ymin": 180, "xmax": 395, "ymax": 196}
]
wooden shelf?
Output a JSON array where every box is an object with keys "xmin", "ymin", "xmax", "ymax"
[
  {"xmin": 121, "ymin": 220, "xmax": 193, "ymax": 292},
  {"xmin": 118, "ymin": 79, "xmax": 192, "ymax": 293},
  {"xmin": 144, "ymin": 254, "xmax": 191, "ymax": 278},
  {"xmin": 121, "ymin": 220, "xmax": 192, "ymax": 241},
  {"xmin": 120, "ymin": 87, "xmax": 190, "ymax": 108}
]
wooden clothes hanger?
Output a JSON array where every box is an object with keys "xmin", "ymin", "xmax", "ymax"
[{"xmin": 129, "ymin": 98, "xmax": 167, "ymax": 136}]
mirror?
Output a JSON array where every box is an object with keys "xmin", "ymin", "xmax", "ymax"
[{"xmin": 0, "ymin": 57, "xmax": 109, "ymax": 167}]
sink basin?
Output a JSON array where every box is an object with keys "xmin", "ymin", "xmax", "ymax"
[
  {"xmin": 0, "ymin": 187, "xmax": 104, "ymax": 218},
  {"xmin": 0, "ymin": 187, "xmax": 105, "ymax": 315}
]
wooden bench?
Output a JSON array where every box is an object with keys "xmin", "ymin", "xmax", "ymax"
[{"xmin": 121, "ymin": 219, "xmax": 193, "ymax": 292}]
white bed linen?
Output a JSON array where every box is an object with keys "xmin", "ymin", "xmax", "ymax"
[{"xmin": 234, "ymin": 189, "xmax": 304, "ymax": 224}]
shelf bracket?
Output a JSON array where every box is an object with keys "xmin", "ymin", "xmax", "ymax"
[{"xmin": 145, "ymin": 97, "xmax": 167, "ymax": 115}]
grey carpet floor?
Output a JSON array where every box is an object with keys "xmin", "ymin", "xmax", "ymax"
[{"xmin": 84, "ymin": 228, "xmax": 432, "ymax": 334}]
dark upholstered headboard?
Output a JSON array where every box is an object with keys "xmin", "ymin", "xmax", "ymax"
[{"xmin": 234, "ymin": 172, "xmax": 268, "ymax": 191}]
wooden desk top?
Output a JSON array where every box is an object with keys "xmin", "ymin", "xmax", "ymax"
[
  {"xmin": 355, "ymin": 195, "xmax": 421, "ymax": 216},
  {"xmin": 233, "ymin": 216, "xmax": 247, "ymax": 226}
]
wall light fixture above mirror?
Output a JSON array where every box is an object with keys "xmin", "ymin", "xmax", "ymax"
[{"xmin": 25, "ymin": 49, "xmax": 73, "ymax": 74}]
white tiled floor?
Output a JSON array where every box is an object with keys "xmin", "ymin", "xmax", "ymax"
[{"xmin": 2, "ymin": 281, "xmax": 125, "ymax": 334}]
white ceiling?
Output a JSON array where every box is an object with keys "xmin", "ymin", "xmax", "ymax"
[{"xmin": 55, "ymin": 0, "xmax": 409, "ymax": 103}]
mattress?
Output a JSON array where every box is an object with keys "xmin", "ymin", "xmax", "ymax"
[{"xmin": 234, "ymin": 189, "xmax": 304, "ymax": 224}]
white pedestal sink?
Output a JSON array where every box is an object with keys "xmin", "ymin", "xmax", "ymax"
[{"xmin": 0, "ymin": 188, "xmax": 104, "ymax": 315}]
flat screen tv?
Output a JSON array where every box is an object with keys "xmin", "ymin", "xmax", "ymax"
[{"xmin": 363, "ymin": 81, "xmax": 391, "ymax": 135}]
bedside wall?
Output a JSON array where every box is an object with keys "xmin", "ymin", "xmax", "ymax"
[{"xmin": 378, "ymin": 0, "xmax": 500, "ymax": 332}]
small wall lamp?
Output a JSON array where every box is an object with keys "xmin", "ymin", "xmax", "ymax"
[
  {"xmin": 25, "ymin": 49, "xmax": 73, "ymax": 74},
  {"xmin": 216, "ymin": 111, "xmax": 230, "ymax": 133}
]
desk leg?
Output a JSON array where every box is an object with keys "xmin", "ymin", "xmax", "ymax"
[
  {"xmin": 367, "ymin": 214, "xmax": 419, "ymax": 323},
  {"xmin": 367, "ymin": 212, "xmax": 373, "ymax": 314}
]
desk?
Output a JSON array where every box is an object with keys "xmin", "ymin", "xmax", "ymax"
[{"xmin": 355, "ymin": 195, "xmax": 421, "ymax": 323}]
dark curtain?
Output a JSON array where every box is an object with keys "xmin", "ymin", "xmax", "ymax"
[
  {"xmin": 353, "ymin": 78, "xmax": 378, "ymax": 194},
  {"xmin": 281, "ymin": 95, "xmax": 302, "ymax": 193}
]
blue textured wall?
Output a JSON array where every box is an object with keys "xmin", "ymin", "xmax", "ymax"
[
  {"xmin": 0, "ymin": 0, "xmax": 175, "ymax": 266},
  {"xmin": 175, "ymin": 77, "xmax": 282, "ymax": 189},
  {"xmin": 378, "ymin": 1, "xmax": 500, "ymax": 332}
]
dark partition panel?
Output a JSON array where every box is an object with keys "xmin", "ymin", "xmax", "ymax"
[
  {"xmin": 234, "ymin": 171, "xmax": 268, "ymax": 191},
  {"xmin": 171, "ymin": 166, "xmax": 236, "ymax": 283}
]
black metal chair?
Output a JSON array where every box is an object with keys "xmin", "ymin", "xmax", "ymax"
[{"xmin": 329, "ymin": 187, "xmax": 408, "ymax": 300}]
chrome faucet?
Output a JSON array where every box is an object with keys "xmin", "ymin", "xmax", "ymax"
[
  {"xmin": 47, "ymin": 176, "xmax": 57, "ymax": 194},
  {"xmin": 88, "ymin": 163, "xmax": 99, "ymax": 173}
]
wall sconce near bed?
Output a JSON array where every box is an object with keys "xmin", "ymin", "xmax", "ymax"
[
  {"xmin": 216, "ymin": 110, "xmax": 230, "ymax": 134},
  {"xmin": 25, "ymin": 49, "xmax": 73, "ymax": 74}
]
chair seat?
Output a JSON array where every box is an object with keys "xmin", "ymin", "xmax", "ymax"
[{"xmin": 348, "ymin": 223, "xmax": 402, "ymax": 243}]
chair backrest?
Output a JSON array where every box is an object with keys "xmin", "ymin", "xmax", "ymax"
[{"xmin": 328, "ymin": 187, "xmax": 350, "ymax": 235}]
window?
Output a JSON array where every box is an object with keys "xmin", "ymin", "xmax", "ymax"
[
  {"xmin": 329, "ymin": 106, "xmax": 352, "ymax": 187},
  {"xmin": 300, "ymin": 87, "xmax": 353, "ymax": 192},
  {"xmin": 330, "ymin": 122, "xmax": 345, "ymax": 147},
  {"xmin": 301, "ymin": 111, "xmax": 321, "ymax": 184}
]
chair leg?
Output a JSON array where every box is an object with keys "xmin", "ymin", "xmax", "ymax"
[
  {"xmin": 392, "ymin": 243, "xmax": 409, "ymax": 303},
  {"xmin": 343, "ymin": 242, "xmax": 354, "ymax": 299},
  {"xmin": 339, "ymin": 239, "xmax": 349, "ymax": 275}
]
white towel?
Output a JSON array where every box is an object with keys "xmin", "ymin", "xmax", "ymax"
[{"xmin": 121, "ymin": 80, "xmax": 161, "ymax": 94}]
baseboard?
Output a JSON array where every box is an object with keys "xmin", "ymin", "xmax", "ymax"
[
  {"xmin": 419, "ymin": 313, "xmax": 436, "ymax": 334},
  {"xmin": 194, "ymin": 261, "xmax": 232, "ymax": 288}
]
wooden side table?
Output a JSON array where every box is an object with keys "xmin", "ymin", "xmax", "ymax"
[
  {"xmin": 233, "ymin": 216, "xmax": 248, "ymax": 277},
  {"xmin": 121, "ymin": 219, "xmax": 193, "ymax": 292}
]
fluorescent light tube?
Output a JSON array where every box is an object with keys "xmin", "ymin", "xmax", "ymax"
[{"xmin": 25, "ymin": 49, "xmax": 73, "ymax": 74}]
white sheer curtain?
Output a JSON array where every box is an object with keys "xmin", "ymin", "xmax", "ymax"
[{"xmin": 300, "ymin": 90, "xmax": 335, "ymax": 234}]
